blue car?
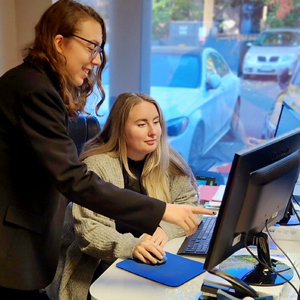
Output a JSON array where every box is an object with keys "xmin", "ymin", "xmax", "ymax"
[{"xmin": 86, "ymin": 46, "xmax": 241, "ymax": 168}]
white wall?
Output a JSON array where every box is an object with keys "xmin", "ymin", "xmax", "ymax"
[
  {"xmin": 0, "ymin": 0, "xmax": 52, "ymax": 76},
  {"xmin": 0, "ymin": 0, "xmax": 17, "ymax": 76}
]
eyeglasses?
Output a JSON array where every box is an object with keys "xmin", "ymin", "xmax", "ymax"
[{"xmin": 71, "ymin": 34, "xmax": 103, "ymax": 58}]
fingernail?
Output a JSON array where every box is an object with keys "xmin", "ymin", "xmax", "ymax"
[{"xmin": 212, "ymin": 211, "xmax": 216, "ymax": 215}]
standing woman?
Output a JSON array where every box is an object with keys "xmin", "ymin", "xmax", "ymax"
[{"xmin": 0, "ymin": 0, "xmax": 209, "ymax": 298}]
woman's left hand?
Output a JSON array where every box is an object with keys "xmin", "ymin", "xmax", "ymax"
[{"xmin": 142, "ymin": 227, "xmax": 169, "ymax": 247}]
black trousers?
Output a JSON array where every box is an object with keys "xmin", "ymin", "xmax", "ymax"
[{"xmin": 0, "ymin": 286, "xmax": 50, "ymax": 300}]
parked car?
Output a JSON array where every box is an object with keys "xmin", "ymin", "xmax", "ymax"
[
  {"xmin": 243, "ymin": 28, "xmax": 300, "ymax": 79},
  {"xmin": 150, "ymin": 46, "xmax": 241, "ymax": 169},
  {"xmin": 263, "ymin": 60, "xmax": 300, "ymax": 139},
  {"xmin": 86, "ymin": 46, "xmax": 241, "ymax": 170}
]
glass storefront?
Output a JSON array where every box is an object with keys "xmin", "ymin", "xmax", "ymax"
[{"xmin": 82, "ymin": 0, "xmax": 300, "ymax": 185}]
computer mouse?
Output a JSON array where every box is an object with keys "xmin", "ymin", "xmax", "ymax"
[
  {"xmin": 133, "ymin": 255, "xmax": 168, "ymax": 265},
  {"xmin": 149, "ymin": 255, "xmax": 167, "ymax": 265},
  {"xmin": 155, "ymin": 255, "xmax": 167, "ymax": 265}
]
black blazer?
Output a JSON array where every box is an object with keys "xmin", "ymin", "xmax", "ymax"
[{"xmin": 0, "ymin": 58, "xmax": 165, "ymax": 290}]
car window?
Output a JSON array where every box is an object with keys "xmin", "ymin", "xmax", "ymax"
[
  {"xmin": 206, "ymin": 54, "xmax": 217, "ymax": 80},
  {"xmin": 254, "ymin": 31, "xmax": 300, "ymax": 47},
  {"xmin": 211, "ymin": 52, "xmax": 229, "ymax": 77},
  {"xmin": 151, "ymin": 54, "xmax": 201, "ymax": 88}
]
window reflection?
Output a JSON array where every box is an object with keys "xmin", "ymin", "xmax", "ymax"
[
  {"xmin": 151, "ymin": 0, "xmax": 300, "ymax": 184},
  {"xmin": 82, "ymin": 0, "xmax": 300, "ymax": 185}
]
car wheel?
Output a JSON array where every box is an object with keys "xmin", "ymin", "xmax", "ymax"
[
  {"xmin": 228, "ymin": 97, "xmax": 241, "ymax": 139},
  {"xmin": 188, "ymin": 123, "xmax": 204, "ymax": 173}
]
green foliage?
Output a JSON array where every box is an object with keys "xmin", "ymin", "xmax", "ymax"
[
  {"xmin": 264, "ymin": 0, "xmax": 300, "ymax": 28},
  {"xmin": 267, "ymin": 7, "xmax": 300, "ymax": 28},
  {"xmin": 171, "ymin": 0, "xmax": 202, "ymax": 20},
  {"xmin": 152, "ymin": 0, "xmax": 172, "ymax": 40},
  {"xmin": 152, "ymin": 0, "xmax": 202, "ymax": 40}
]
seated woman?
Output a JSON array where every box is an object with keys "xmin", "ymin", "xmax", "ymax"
[{"xmin": 46, "ymin": 92, "xmax": 212, "ymax": 300}]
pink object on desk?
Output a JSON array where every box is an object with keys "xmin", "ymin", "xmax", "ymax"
[
  {"xmin": 198, "ymin": 185, "xmax": 220, "ymax": 202},
  {"xmin": 217, "ymin": 163, "xmax": 232, "ymax": 173}
]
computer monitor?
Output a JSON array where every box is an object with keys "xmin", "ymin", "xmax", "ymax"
[
  {"xmin": 204, "ymin": 128, "xmax": 300, "ymax": 286},
  {"xmin": 275, "ymin": 101, "xmax": 300, "ymax": 137},
  {"xmin": 275, "ymin": 101, "xmax": 300, "ymax": 226}
]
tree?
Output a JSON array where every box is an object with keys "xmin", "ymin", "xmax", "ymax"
[
  {"xmin": 264, "ymin": 0, "xmax": 300, "ymax": 28},
  {"xmin": 152, "ymin": 0, "xmax": 172, "ymax": 40},
  {"xmin": 152, "ymin": 0, "xmax": 202, "ymax": 40}
]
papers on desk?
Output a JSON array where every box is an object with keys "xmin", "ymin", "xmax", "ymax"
[
  {"xmin": 217, "ymin": 163, "xmax": 232, "ymax": 173},
  {"xmin": 198, "ymin": 185, "xmax": 226, "ymax": 202}
]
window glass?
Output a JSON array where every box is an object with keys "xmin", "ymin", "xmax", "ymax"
[
  {"xmin": 151, "ymin": 0, "xmax": 300, "ymax": 185},
  {"xmin": 206, "ymin": 54, "xmax": 217, "ymax": 79},
  {"xmin": 211, "ymin": 53, "xmax": 229, "ymax": 77},
  {"xmin": 81, "ymin": 0, "xmax": 300, "ymax": 186},
  {"xmin": 292, "ymin": 67, "xmax": 300, "ymax": 88},
  {"xmin": 151, "ymin": 53, "xmax": 201, "ymax": 88},
  {"xmin": 254, "ymin": 31, "xmax": 300, "ymax": 46}
]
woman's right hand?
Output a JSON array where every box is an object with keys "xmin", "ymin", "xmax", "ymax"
[
  {"xmin": 132, "ymin": 240, "xmax": 166, "ymax": 264},
  {"xmin": 162, "ymin": 204, "xmax": 215, "ymax": 237}
]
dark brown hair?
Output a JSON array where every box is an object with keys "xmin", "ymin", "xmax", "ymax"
[{"xmin": 24, "ymin": 0, "xmax": 107, "ymax": 118}]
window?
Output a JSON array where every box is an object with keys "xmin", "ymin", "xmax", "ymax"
[{"xmin": 83, "ymin": 0, "xmax": 300, "ymax": 186}]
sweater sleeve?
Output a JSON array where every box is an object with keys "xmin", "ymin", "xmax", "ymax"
[
  {"xmin": 159, "ymin": 173, "xmax": 202, "ymax": 240},
  {"xmin": 73, "ymin": 155, "xmax": 141, "ymax": 261}
]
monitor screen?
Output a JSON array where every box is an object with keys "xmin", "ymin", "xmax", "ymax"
[
  {"xmin": 204, "ymin": 128, "xmax": 300, "ymax": 286},
  {"xmin": 275, "ymin": 101, "xmax": 300, "ymax": 137}
]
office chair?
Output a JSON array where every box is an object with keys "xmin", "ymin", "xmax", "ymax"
[{"xmin": 69, "ymin": 115, "xmax": 101, "ymax": 156}]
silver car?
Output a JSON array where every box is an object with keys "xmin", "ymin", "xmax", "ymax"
[
  {"xmin": 150, "ymin": 46, "xmax": 241, "ymax": 168},
  {"xmin": 243, "ymin": 28, "xmax": 300, "ymax": 79}
]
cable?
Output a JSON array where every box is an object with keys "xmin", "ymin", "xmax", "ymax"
[
  {"xmin": 243, "ymin": 224, "xmax": 300, "ymax": 299},
  {"xmin": 293, "ymin": 195, "xmax": 300, "ymax": 207},
  {"xmin": 265, "ymin": 221, "xmax": 300, "ymax": 300},
  {"xmin": 265, "ymin": 225, "xmax": 300, "ymax": 280},
  {"xmin": 292, "ymin": 195, "xmax": 300, "ymax": 223}
]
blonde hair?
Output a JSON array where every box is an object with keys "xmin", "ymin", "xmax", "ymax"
[{"xmin": 81, "ymin": 92, "xmax": 197, "ymax": 202}]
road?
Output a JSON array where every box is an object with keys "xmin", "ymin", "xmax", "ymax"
[
  {"xmin": 240, "ymin": 78, "xmax": 282, "ymax": 138},
  {"xmin": 197, "ymin": 77, "xmax": 282, "ymax": 183}
]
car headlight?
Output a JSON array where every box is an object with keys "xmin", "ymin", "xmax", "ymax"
[
  {"xmin": 167, "ymin": 117, "xmax": 189, "ymax": 137},
  {"xmin": 244, "ymin": 53, "xmax": 255, "ymax": 62},
  {"xmin": 282, "ymin": 54, "xmax": 298, "ymax": 62}
]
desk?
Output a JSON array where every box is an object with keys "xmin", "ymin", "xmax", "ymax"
[{"xmin": 90, "ymin": 237, "xmax": 300, "ymax": 300}]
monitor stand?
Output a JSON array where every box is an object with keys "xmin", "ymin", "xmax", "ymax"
[
  {"xmin": 218, "ymin": 232, "xmax": 293, "ymax": 286},
  {"xmin": 278, "ymin": 199, "xmax": 300, "ymax": 226}
]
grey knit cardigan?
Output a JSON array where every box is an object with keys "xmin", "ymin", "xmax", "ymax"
[{"xmin": 46, "ymin": 152, "xmax": 200, "ymax": 300}]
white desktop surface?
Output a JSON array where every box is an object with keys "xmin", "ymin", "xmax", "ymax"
[{"xmin": 90, "ymin": 237, "xmax": 300, "ymax": 300}]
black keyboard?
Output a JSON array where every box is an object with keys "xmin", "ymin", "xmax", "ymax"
[{"xmin": 177, "ymin": 216, "xmax": 217, "ymax": 255}]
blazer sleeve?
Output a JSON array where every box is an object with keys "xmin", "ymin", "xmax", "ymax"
[{"xmin": 18, "ymin": 79, "xmax": 165, "ymax": 235}]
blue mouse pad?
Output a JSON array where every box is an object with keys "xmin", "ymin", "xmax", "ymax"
[{"xmin": 116, "ymin": 251, "xmax": 205, "ymax": 287}]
